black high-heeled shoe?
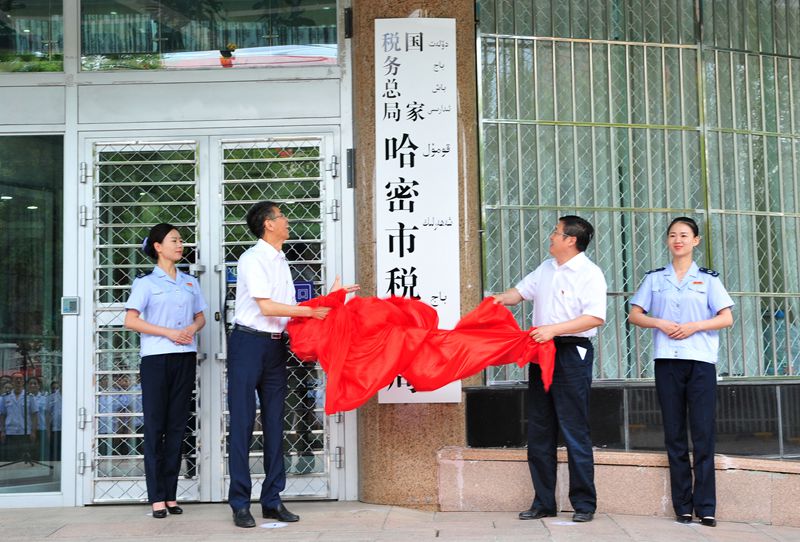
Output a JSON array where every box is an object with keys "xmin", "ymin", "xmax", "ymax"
[
  {"xmin": 701, "ymin": 516, "xmax": 717, "ymax": 527},
  {"xmin": 166, "ymin": 505, "xmax": 183, "ymax": 515},
  {"xmin": 152, "ymin": 508, "xmax": 167, "ymax": 519},
  {"xmin": 676, "ymin": 514, "xmax": 692, "ymax": 524}
]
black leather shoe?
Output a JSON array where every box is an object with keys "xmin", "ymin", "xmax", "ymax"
[
  {"xmin": 262, "ymin": 503, "xmax": 299, "ymax": 522},
  {"xmin": 676, "ymin": 514, "xmax": 692, "ymax": 524},
  {"xmin": 518, "ymin": 507, "xmax": 557, "ymax": 520},
  {"xmin": 572, "ymin": 511, "xmax": 594, "ymax": 522},
  {"xmin": 152, "ymin": 508, "xmax": 167, "ymax": 519},
  {"xmin": 232, "ymin": 508, "xmax": 256, "ymax": 528},
  {"xmin": 166, "ymin": 505, "xmax": 183, "ymax": 515},
  {"xmin": 701, "ymin": 516, "xmax": 717, "ymax": 527}
]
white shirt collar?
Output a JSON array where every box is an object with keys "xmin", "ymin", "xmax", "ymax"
[
  {"xmin": 550, "ymin": 251, "xmax": 589, "ymax": 271},
  {"xmin": 255, "ymin": 238, "xmax": 285, "ymax": 260}
]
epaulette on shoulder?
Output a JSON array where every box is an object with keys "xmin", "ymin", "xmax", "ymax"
[
  {"xmin": 699, "ymin": 267, "xmax": 719, "ymax": 277},
  {"xmin": 645, "ymin": 267, "xmax": 665, "ymax": 275},
  {"xmin": 135, "ymin": 271, "xmax": 151, "ymax": 279}
]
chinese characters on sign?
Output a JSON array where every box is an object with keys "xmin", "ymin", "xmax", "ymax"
[{"xmin": 375, "ymin": 19, "xmax": 461, "ymax": 405}]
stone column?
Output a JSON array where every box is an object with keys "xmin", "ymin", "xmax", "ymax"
[{"xmin": 351, "ymin": 0, "xmax": 482, "ymax": 508}]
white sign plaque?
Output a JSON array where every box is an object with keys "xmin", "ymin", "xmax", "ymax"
[{"xmin": 374, "ymin": 18, "xmax": 461, "ymax": 404}]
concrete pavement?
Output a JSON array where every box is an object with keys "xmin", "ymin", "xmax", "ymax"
[{"xmin": 1, "ymin": 501, "xmax": 800, "ymax": 541}]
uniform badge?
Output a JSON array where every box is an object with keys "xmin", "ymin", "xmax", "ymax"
[{"xmin": 698, "ymin": 267, "xmax": 719, "ymax": 277}]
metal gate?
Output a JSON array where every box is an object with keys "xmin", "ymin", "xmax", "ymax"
[
  {"xmin": 89, "ymin": 141, "xmax": 200, "ymax": 502},
  {"xmin": 219, "ymin": 137, "xmax": 334, "ymax": 499},
  {"xmin": 85, "ymin": 135, "xmax": 339, "ymax": 503}
]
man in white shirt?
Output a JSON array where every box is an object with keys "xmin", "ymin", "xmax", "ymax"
[
  {"xmin": 494, "ymin": 216, "xmax": 607, "ymax": 523},
  {"xmin": 227, "ymin": 201, "xmax": 331, "ymax": 529}
]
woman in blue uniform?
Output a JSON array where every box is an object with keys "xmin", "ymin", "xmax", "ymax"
[
  {"xmin": 124, "ymin": 223, "xmax": 207, "ymax": 518},
  {"xmin": 628, "ymin": 217, "xmax": 734, "ymax": 527}
]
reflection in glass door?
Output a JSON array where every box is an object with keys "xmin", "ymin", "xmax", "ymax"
[{"xmin": 0, "ymin": 136, "xmax": 63, "ymax": 494}]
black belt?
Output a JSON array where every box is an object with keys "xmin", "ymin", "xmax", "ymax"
[
  {"xmin": 232, "ymin": 324, "xmax": 286, "ymax": 340},
  {"xmin": 553, "ymin": 336, "xmax": 591, "ymax": 345}
]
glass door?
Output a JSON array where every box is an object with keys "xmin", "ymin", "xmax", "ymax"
[
  {"xmin": 79, "ymin": 132, "xmax": 345, "ymax": 504},
  {"xmin": 0, "ymin": 136, "xmax": 65, "ymax": 501}
]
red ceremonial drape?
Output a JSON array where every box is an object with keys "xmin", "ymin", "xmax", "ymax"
[{"xmin": 286, "ymin": 291, "xmax": 555, "ymax": 414}]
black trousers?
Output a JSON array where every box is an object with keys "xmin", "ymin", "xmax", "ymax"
[
  {"xmin": 140, "ymin": 352, "xmax": 196, "ymax": 504},
  {"xmin": 49, "ymin": 430, "xmax": 61, "ymax": 461},
  {"xmin": 655, "ymin": 358, "xmax": 717, "ymax": 518},
  {"xmin": 2, "ymin": 434, "xmax": 35, "ymax": 462},
  {"xmin": 527, "ymin": 337, "xmax": 595, "ymax": 513},
  {"xmin": 226, "ymin": 328, "xmax": 288, "ymax": 511}
]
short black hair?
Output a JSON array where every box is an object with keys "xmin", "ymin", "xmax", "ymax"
[
  {"xmin": 667, "ymin": 216, "xmax": 699, "ymax": 237},
  {"xmin": 142, "ymin": 223, "xmax": 178, "ymax": 260},
  {"xmin": 560, "ymin": 215, "xmax": 594, "ymax": 252},
  {"xmin": 246, "ymin": 201, "xmax": 281, "ymax": 239}
]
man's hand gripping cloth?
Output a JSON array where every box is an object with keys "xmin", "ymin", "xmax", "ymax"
[{"xmin": 286, "ymin": 290, "xmax": 556, "ymax": 414}]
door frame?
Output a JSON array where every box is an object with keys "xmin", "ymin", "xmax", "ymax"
[
  {"xmin": 0, "ymin": 131, "xmax": 79, "ymax": 508},
  {"xmin": 76, "ymin": 126, "xmax": 357, "ymax": 504}
]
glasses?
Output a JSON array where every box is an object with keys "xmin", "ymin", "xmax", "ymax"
[
  {"xmin": 267, "ymin": 213, "xmax": 287, "ymax": 221},
  {"xmin": 550, "ymin": 228, "xmax": 571, "ymax": 239}
]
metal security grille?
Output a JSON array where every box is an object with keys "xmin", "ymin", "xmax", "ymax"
[
  {"xmin": 91, "ymin": 141, "xmax": 200, "ymax": 502},
  {"xmin": 220, "ymin": 137, "xmax": 331, "ymax": 499},
  {"xmin": 478, "ymin": 0, "xmax": 800, "ymax": 382},
  {"xmin": 704, "ymin": 2, "xmax": 800, "ymax": 378}
]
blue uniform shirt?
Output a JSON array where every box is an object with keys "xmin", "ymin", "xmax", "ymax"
[
  {"xmin": 47, "ymin": 390, "xmax": 62, "ymax": 430},
  {"xmin": 0, "ymin": 391, "xmax": 39, "ymax": 435},
  {"xmin": 32, "ymin": 392, "xmax": 47, "ymax": 430},
  {"xmin": 630, "ymin": 262, "xmax": 734, "ymax": 364},
  {"xmin": 125, "ymin": 266, "xmax": 208, "ymax": 357}
]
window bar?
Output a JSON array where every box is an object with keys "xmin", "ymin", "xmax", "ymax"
[
  {"xmin": 514, "ymin": 36, "xmax": 528, "ymax": 341},
  {"xmin": 571, "ymin": 42, "xmax": 580, "ymax": 207},
  {"xmin": 776, "ymin": 75, "xmax": 792, "ymax": 376},
  {"xmin": 534, "ymin": 42, "xmax": 543, "ymax": 209},
  {"xmin": 613, "ymin": 214, "xmax": 625, "ymax": 380},
  {"xmin": 742, "ymin": 54, "xmax": 762, "ymax": 378},
  {"xmin": 552, "ymin": 42, "xmax": 562, "ymax": 205},
  {"xmin": 495, "ymin": 39, "xmax": 510, "ymax": 300},
  {"xmin": 661, "ymin": 55, "xmax": 672, "ymax": 209}
]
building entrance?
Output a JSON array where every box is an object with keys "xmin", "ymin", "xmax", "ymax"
[{"xmin": 77, "ymin": 132, "xmax": 346, "ymax": 504}]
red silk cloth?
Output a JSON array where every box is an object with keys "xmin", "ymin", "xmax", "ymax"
[{"xmin": 286, "ymin": 291, "xmax": 555, "ymax": 414}]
